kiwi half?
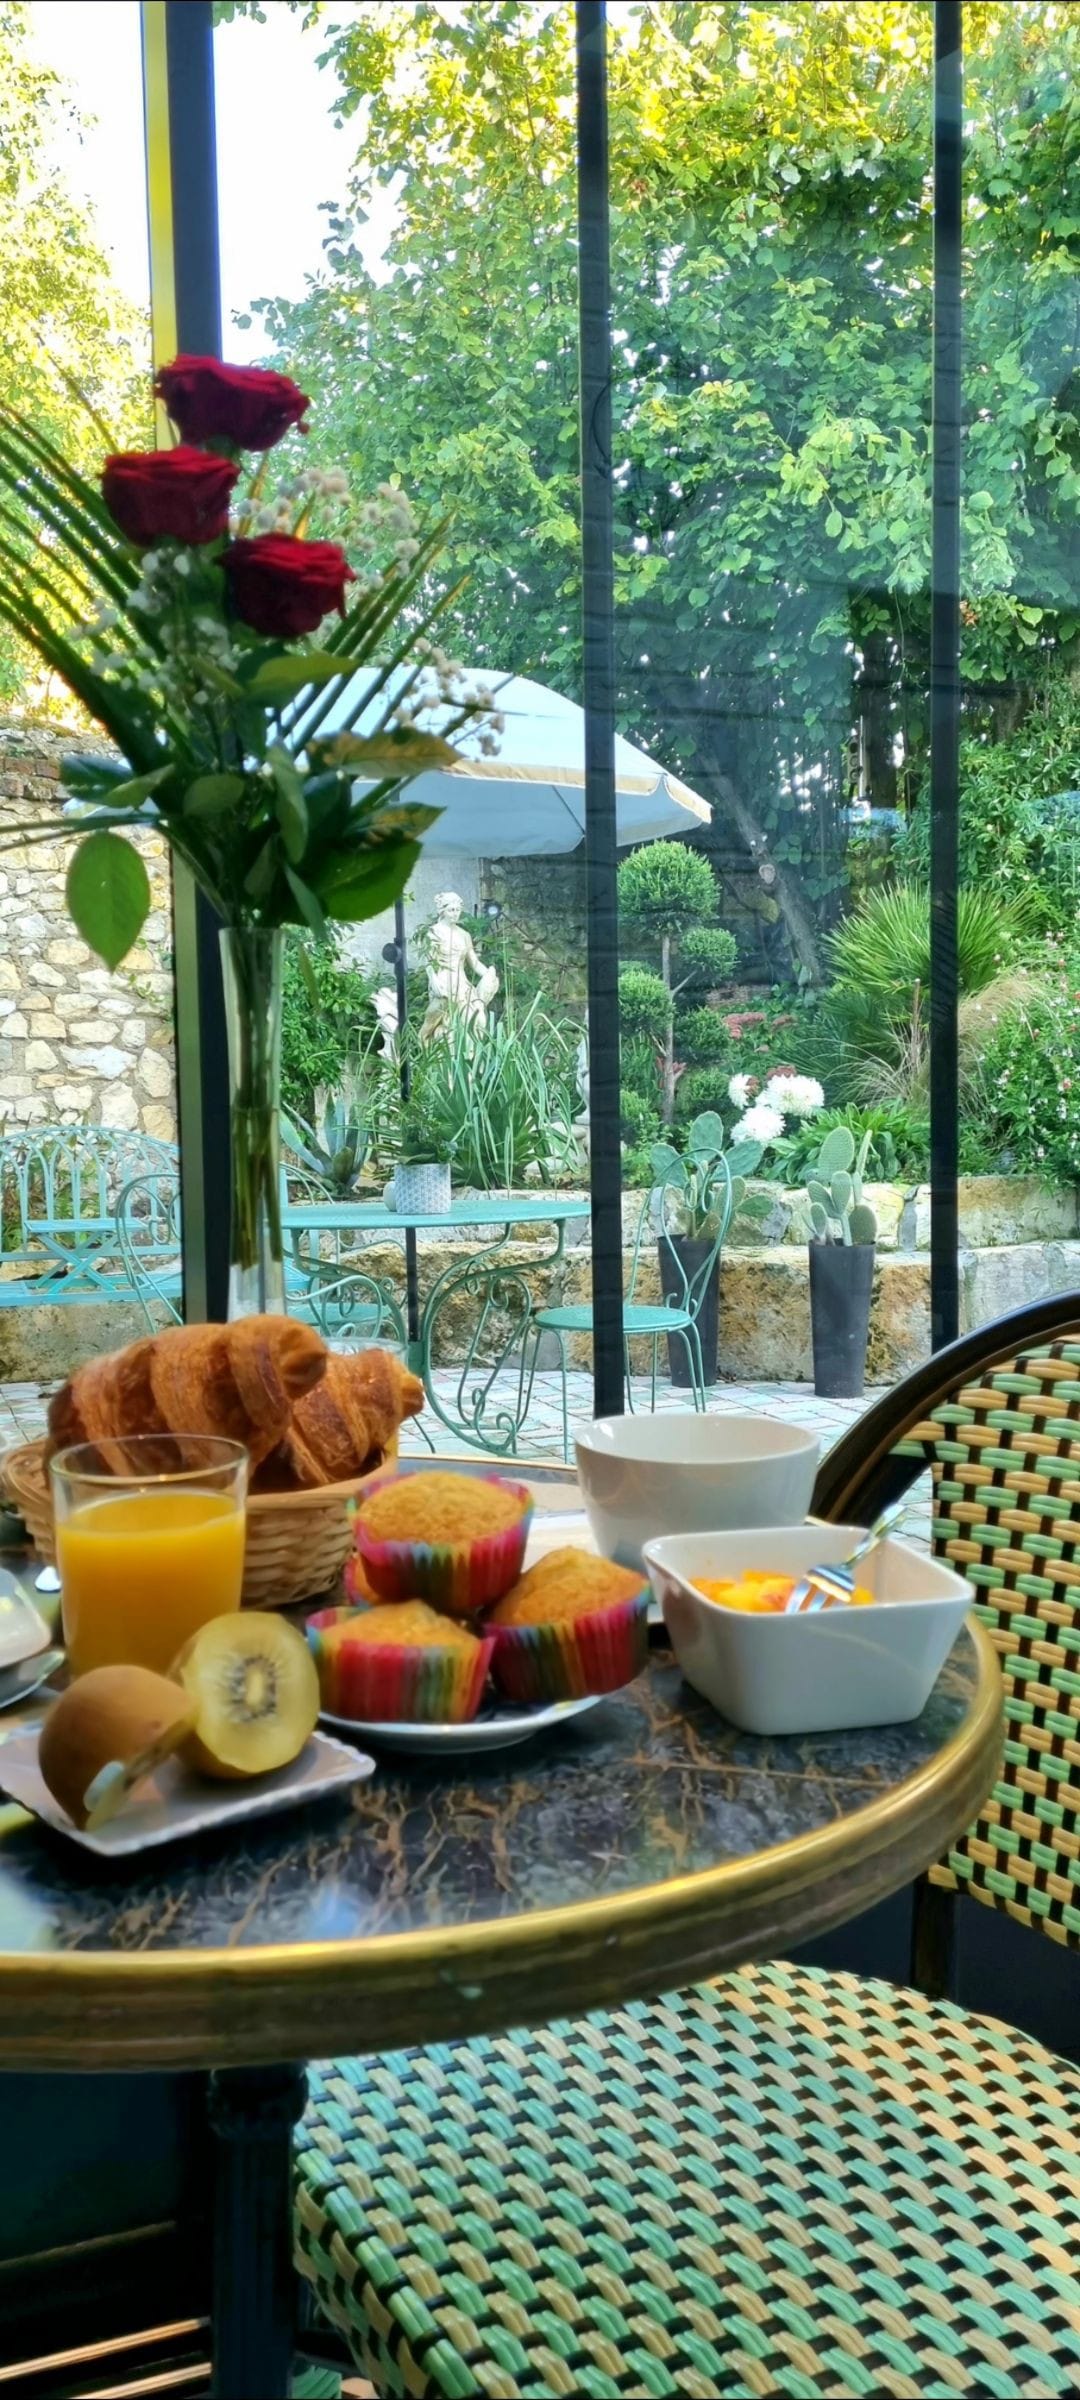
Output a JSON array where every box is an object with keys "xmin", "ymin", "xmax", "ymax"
[
  {"xmin": 38, "ymin": 1665, "xmax": 196, "ymax": 1831},
  {"xmin": 170, "ymin": 1611, "xmax": 319, "ymax": 1781}
]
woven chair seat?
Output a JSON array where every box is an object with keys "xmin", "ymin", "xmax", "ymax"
[{"xmin": 295, "ymin": 1957, "xmax": 1080, "ymax": 2400}]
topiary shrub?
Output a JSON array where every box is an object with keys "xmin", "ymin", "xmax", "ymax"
[
  {"xmin": 618, "ymin": 965, "xmax": 672, "ymax": 1041},
  {"xmin": 618, "ymin": 842, "xmax": 738, "ymax": 1122},
  {"xmin": 677, "ymin": 1005, "xmax": 734, "ymax": 1066}
]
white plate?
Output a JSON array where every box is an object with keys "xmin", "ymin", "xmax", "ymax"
[
  {"xmin": 0, "ymin": 1573, "xmax": 51, "ymax": 1670},
  {"xmin": 320, "ymin": 1693, "xmax": 604, "ymax": 1755},
  {"xmin": 0, "ymin": 1727, "xmax": 375, "ymax": 1856}
]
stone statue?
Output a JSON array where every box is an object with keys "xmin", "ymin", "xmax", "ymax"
[
  {"xmin": 419, "ymin": 891, "xmax": 499, "ymax": 1043},
  {"xmin": 372, "ymin": 986, "xmax": 400, "ymax": 1060}
]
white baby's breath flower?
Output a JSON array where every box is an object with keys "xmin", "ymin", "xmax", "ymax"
[
  {"xmin": 764, "ymin": 1072, "xmax": 824, "ymax": 1118},
  {"xmin": 732, "ymin": 1101, "xmax": 786, "ymax": 1146}
]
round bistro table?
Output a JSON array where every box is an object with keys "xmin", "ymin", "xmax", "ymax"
[{"xmin": 0, "ymin": 1472, "xmax": 1002, "ymax": 2398}]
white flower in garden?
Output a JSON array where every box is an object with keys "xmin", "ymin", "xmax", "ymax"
[
  {"xmin": 728, "ymin": 1072, "xmax": 754, "ymax": 1108},
  {"xmin": 765, "ymin": 1072, "xmax": 824, "ymax": 1118},
  {"xmin": 732, "ymin": 1101, "xmax": 786, "ymax": 1146}
]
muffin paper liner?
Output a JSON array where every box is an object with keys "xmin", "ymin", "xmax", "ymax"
[
  {"xmin": 353, "ymin": 1473, "xmax": 533, "ymax": 1614},
  {"xmin": 490, "ymin": 1589, "xmax": 650, "ymax": 1706},
  {"xmin": 307, "ymin": 1606, "xmax": 494, "ymax": 1724}
]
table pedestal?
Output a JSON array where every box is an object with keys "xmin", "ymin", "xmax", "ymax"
[{"xmin": 208, "ymin": 2061, "xmax": 307, "ymax": 2399}]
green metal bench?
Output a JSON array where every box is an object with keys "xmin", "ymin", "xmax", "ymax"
[{"xmin": 0, "ymin": 1126, "xmax": 179, "ymax": 1308}]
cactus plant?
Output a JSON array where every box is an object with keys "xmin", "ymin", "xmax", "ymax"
[
  {"xmin": 650, "ymin": 1114, "xmax": 764, "ymax": 1240},
  {"xmin": 803, "ymin": 1128, "xmax": 877, "ymax": 1245}
]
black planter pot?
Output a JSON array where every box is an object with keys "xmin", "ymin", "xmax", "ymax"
[
  {"xmin": 658, "ymin": 1235, "xmax": 719, "ymax": 1388},
  {"xmin": 809, "ymin": 1241, "xmax": 875, "ymax": 1399}
]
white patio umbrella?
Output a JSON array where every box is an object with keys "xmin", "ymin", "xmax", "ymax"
[
  {"xmin": 302, "ymin": 665, "xmax": 710, "ymax": 1339},
  {"xmin": 311, "ymin": 667, "xmax": 712, "ymax": 854}
]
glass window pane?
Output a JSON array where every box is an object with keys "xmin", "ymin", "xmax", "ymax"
[
  {"xmin": 0, "ymin": 3, "xmax": 180, "ymax": 1440},
  {"xmin": 611, "ymin": 1, "xmax": 931, "ymax": 1425},
  {"xmin": 957, "ymin": 0, "xmax": 1080, "ymax": 1332}
]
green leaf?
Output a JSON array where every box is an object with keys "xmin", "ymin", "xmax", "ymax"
[
  {"xmin": 239, "ymin": 652, "xmax": 346, "ymax": 702},
  {"xmin": 92, "ymin": 765, "xmax": 173, "ymax": 811},
  {"xmin": 65, "ymin": 832, "xmax": 150, "ymax": 969},
  {"xmin": 725, "ymin": 1139, "xmax": 764, "ymax": 1179},
  {"xmin": 296, "ymin": 944, "xmax": 324, "ymax": 1009},
  {"xmin": 649, "ymin": 1142, "xmax": 687, "ymax": 1189},
  {"xmin": 61, "ymin": 754, "xmax": 139, "ymax": 799},
  {"xmin": 244, "ymin": 838, "xmax": 277, "ymax": 900},
  {"xmin": 825, "ymin": 509, "xmax": 843, "ymax": 537},
  {"xmin": 360, "ymin": 801, "xmax": 443, "ymax": 843},
  {"xmin": 266, "ymin": 745, "xmax": 309, "ymax": 863},
  {"xmin": 183, "ymin": 771, "xmax": 247, "ymax": 818},
  {"xmin": 318, "ymin": 839, "xmax": 422, "ymax": 923},
  {"xmin": 324, "ymin": 728, "xmax": 460, "ymax": 776},
  {"xmin": 687, "ymin": 1110, "xmax": 725, "ymax": 1156},
  {"xmin": 284, "ymin": 864, "xmax": 328, "ymax": 940}
]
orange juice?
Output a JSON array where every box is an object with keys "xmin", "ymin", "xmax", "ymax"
[{"xmin": 58, "ymin": 1488, "xmax": 246, "ymax": 1677}]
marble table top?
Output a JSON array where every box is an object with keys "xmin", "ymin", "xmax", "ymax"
[{"xmin": 0, "ymin": 1606, "xmax": 1000, "ymax": 2070}]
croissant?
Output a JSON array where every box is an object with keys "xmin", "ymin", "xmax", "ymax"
[
  {"xmin": 261, "ymin": 1349, "xmax": 425, "ymax": 1490},
  {"xmin": 47, "ymin": 1315, "xmax": 327, "ymax": 1472}
]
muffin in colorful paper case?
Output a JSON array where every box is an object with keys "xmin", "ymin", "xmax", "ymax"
[
  {"xmin": 488, "ymin": 1547, "xmax": 650, "ymax": 1706},
  {"xmin": 350, "ymin": 1470, "xmax": 533, "ymax": 1616},
  {"xmin": 308, "ymin": 1601, "xmax": 494, "ymax": 1724}
]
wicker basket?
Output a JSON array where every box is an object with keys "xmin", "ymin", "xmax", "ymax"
[{"xmin": 1, "ymin": 1437, "xmax": 389, "ymax": 1609}]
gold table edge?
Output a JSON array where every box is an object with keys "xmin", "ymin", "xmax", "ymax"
[{"xmin": 0, "ymin": 1618, "xmax": 1003, "ymax": 2069}]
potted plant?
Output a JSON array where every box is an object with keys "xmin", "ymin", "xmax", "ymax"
[
  {"xmin": 282, "ymin": 1059, "xmax": 372, "ymax": 1201},
  {"xmin": 804, "ymin": 1127, "xmax": 878, "ymax": 1397},
  {"xmin": 0, "ymin": 357, "xmax": 492, "ymax": 1315},
  {"xmin": 649, "ymin": 1114, "xmax": 763, "ymax": 1385},
  {"xmin": 392, "ymin": 1109, "xmax": 455, "ymax": 1215}
]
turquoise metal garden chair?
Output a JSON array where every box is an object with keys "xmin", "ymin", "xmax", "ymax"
[
  {"xmin": 529, "ymin": 1159, "xmax": 733, "ymax": 1459},
  {"xmin": 114, "ymin": 1169, "xmax": 184, "ymax": 1326},
  {"xmin": 284, "ymin": 1165, "xmax": 407, "ymax": 1348},
  {"xmin": 295, "ymin": 1293, "xmax": 1080, "ymax": 2398}
]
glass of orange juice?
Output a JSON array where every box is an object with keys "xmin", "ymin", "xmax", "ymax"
[{"xmin": 51, "ymin": 1435, "xmax": 248, "ymax": 1678}]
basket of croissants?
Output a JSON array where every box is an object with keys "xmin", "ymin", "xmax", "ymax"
[{"xmin": 1, "ymin": 1316, "xmax": 425, "ymax": 1607}]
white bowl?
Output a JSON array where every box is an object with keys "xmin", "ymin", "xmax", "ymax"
[
  {"xmin": 643, "ymin": 1524, "xmax": 972, "ymax": 1736},
  {"xmin": 574, "ymin": 1413, "xmax": 819, "ymax": 1570}
]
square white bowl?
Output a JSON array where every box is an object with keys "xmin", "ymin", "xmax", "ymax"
[
  {"xmin": 643, "ymin": 1524, "xmax": 973, "ymax": 1736},
  {"xmin": 574, "ymin": 1412, "xmax": 819, "ymax": 1571}
]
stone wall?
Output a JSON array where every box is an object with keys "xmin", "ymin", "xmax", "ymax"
[{"xmin": 0, "ymin": 723, "xmax": 176, "ymax": 1141}]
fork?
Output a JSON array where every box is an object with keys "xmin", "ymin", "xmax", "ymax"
[{"xmin": 784, "ymin": 1501, "xmax": 906, "ymax": 1614}]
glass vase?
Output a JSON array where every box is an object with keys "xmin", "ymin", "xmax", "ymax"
[{"xmin": 219, "ymin": 924, "xmax": 286, "ymax": 1320}]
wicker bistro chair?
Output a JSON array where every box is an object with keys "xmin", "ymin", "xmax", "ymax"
[
  {"xmin": 529, "ymin": 1162, "xmax": 734, "ymax": 1461},
  {"xmin": 295, "ymin": 1294, "xmax": 1080, "ymax": 2399}
]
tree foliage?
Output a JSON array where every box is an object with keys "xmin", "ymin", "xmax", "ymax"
[
  {"xmin": 249, "ymin": 0, "xmax": 1080, "ymax": 982},
  {"xmin": 0, "ymin": 1, "xmax": 149, "ymax": 700}
]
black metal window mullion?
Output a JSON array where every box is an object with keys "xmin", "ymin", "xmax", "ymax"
[
  {"xmin": 576, "ymin": 0, "xmax": 625, "ymax": 1420},
  {"xmin": 159, "ymin": 0, "xmax": 231, "ymax": 1324},
  {"xmin": 930, "ymin": 0, "xmax": 963, "ymax": 1350}
]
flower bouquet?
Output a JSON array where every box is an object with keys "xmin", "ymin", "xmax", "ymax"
[{"xmin": 0, "ymin": 356, "xmax": 497, "ymax": 1313}]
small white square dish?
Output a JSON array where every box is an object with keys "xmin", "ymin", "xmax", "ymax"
[
  {"xmin": 643, "ymin": 1524, "xmax": 973, "ymax": 1736},
  {"xmin": 0, "ymin": 1727, "xmax": 375, "ymax": 1856}
]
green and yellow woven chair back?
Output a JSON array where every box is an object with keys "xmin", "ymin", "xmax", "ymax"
[{"xmin": 895, "ymin": 1335, "xmax": 1080, "ymax": 1947}]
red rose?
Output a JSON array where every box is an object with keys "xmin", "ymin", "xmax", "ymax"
[
  {"xmin": 101, "ymin": 446, "xmax": 239, "ymax": 546},
  {"xmin": 156, "ymin": 356, "xmax": 310, "ymax": 451},
  {"xmin": 223, "ymin": 534, "xmax": 355, "ymax": 637}
]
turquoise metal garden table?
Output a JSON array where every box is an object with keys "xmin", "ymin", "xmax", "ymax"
[
  {"xmin": 283, "ymin": 1193, "xmax": 591, "ymax": 1454},
  {"xmin": 0, "ymin": 1452, "xmax": 1001, "ymax": 2395}
]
